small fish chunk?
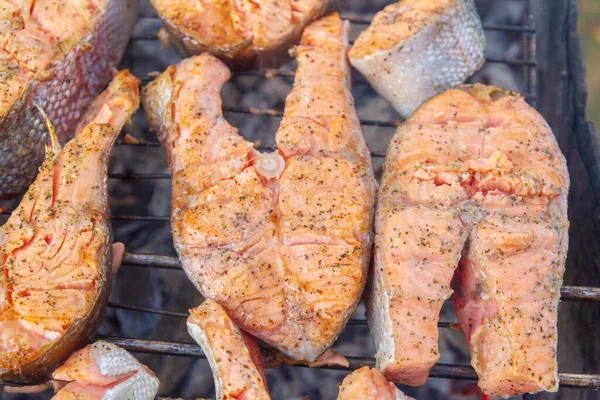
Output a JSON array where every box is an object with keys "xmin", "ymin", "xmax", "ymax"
[
  {"xmin": 187, "ymin": 299, "xmax": 271, "ymax": 400},
  {"xmin": 337, "ymin": 366, "xmax": 414, "ymax": 400},
  {"xmin": 51, "ymin": 340, "xmax": 160, "ymax": 400},
  {"xmin": 349, "ymin": 0, "xmax": 486, "ymax": 118}
]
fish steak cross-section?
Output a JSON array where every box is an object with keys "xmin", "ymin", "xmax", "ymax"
[
  {"xmin": 142, "ymin": 13, "xmax": 376, "ymax": 362},
  {"xmin": 372, "ymin": 85, "xmax": 569, "ymax": 396}
]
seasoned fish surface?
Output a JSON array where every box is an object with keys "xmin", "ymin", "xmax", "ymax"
[
  {"xmin": 371, "ymin": 85, "xmax": 568, "ymax": 395},
  {"xmin": 337, "ymin": 367, "xmax": 414, "ymax": 400},
  {"xmin": 0, "ymin": 0, "xmax": 138, "ymax": 199},
  {"xmin": 0, "ymin": 71, "xmax": 140, "ymax": 384},
  {"xmin": 143, "ymin": 14, "xmax": 376, "ymax": 361},
  {"xmin": 149, "ymin": 0, "xmax": 340, "ymax": 68},
  {"xmin": 349, "ymin": 0, "xmax": 485, "ymax": 118},
  {"xmin": 52, "ymin": 340, "xmax": 160, "ymax": 400},
  {"xmin": 187, "ymin": 300, "xmax": 270, "ymax": 400}
]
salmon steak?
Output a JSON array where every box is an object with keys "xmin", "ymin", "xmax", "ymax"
[
  {"xmin": 149, "ymin": 0, "xmax": 341, "ymax": 68},
  {"xmin": 0, "ymin": 0, "xmax": 138, "ymax": 199},
  {"xmin": 337, "ymin": 367, "xmax": 414, "ymax": 400},
  {"xmin": 349, "ymin": 0, "xmax": 485, "ymax": 118},
  {"xmin": 51, "ymin": 340, "xmax": 160, "ymax": 400},
  {"xmin": 187, "ymin": 299, "xmax": 271, "ymax": 400},
  {"xmin": 0, "ymin": 71, "xmax": 140, "ymax": 384},
  {"xmin": 371, "ymin": 84, "xmax": 568, "ymax": 395},
  {"xmin": 143, "ymin": 13, "xmax": 376, "ymax": 361}
]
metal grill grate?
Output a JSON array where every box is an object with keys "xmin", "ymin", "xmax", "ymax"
[{"xmin": 2, "ymin": 0, "xmax": 599, "ymax": 398}]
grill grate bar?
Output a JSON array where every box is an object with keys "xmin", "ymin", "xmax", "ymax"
[
  {"xmin": 128, "ymin": 34, "xmax": 536, "ymax": 67},
  {"xmin": 107, "ymin": 302, "xmax": 453, "ymax": 328},
  {"xmin": 121, "ymin": 252, "xmax": 600, "ymax": 302},
  {"xmin": 134, "ymin": 15, "xmax": 536, "ymax": 32},
  {"xmin": 100, "ymin": 337, "xmax": 600, "ymax": 389},
  {"xmin": 137, "ymin": 72, "xmax": 538, "ymax": 102},
  {"xmin": 526, "ymin": 0, "xmax": 537, "ymax": 105}
]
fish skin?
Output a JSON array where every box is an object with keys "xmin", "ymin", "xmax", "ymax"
[
  {"xmin": 149, "ymin": 0, "xmax": 343, "ymax": 69},
  {"xmin": 337, "ymin": 366, "xmax": 414, "ymax": 400},
  {"xmin": 0, "ymin": 0, "xmax": 139, "ymax": 199},
  {"xmin": 187, "ymin": 300, "xmax": 271, "ymax": 400},
  {"xmin": 143, "ymin": 13, "xmax": 376, "ymax": 361},
  {"xmin": 51, "ymin": 340, "xmax": 160, "ymax": 400},
  {"xmin": 370, "ymin": 84, "xmax": 568, "ymax": 393},
  {"xmin": 348, "ymin": 0, "xmax": 485, "ymax": 118},
  {"xmin": 0, "ymin": 71, "xmax": 140, "ymax": 385}
]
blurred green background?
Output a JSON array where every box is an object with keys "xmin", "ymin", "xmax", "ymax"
[{"xmin": 580, "ymin": 0, "xmax": 600, "ymax": 126}]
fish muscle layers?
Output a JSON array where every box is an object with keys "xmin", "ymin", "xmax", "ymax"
[
  {"xmin": 52, "ymin": 340, "xmax": 160, "ymax": 400},
  {"xmin": 0, "ymin": 0, "xmax": 138, "ymax": 199},
  {"xmin": 372, "ymin": 85, "xmax": 568, "ymax": 396},
  {"xmin": 337, "ymin": 367, "xmax": 414, "ymax": 400},
  {"xmin": 349, "ymin": 0, "xmax": 485, "ymax": 118},
  {"xmin": 143, "ymin": 13, "xmax": 376, "ymax": 361},
  {"xmin": 0, "ymin": 71, "xmax": 140, "ymax": 384},
  {"xmin": 149, "ymin": 0, "xmax": 341, "ymax": 68},
  {"xmin": 187, "ymin": 300, "xmax": 270, "ymax": 400}
]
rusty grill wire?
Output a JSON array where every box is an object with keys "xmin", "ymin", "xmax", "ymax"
[{"xmin": 2, "ymin": 0, "xmax": 599, "ymax": 398}]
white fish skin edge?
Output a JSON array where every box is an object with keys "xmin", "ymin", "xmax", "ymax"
[
  {"xmin": 350, "ymin": 0, "xmax": 486, "ymax": 118},
  {"xmin": 89, "ymin": 341, "xmax": 160, "ymax": 400}
]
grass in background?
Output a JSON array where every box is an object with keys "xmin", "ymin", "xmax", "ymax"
[{"xmin": 579, "ymin": 0, "xmax": 600, "ymax": 127}]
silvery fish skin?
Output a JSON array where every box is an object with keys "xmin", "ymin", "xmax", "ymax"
[
  {"xmin": 348, "ymin": 0, "xmax": 485, "ymax": 118},
  {"xmin": 187, "ymin": 300, "xmax": 270, "ymax": 400},
  {"xmin": 0, "ymin": 70, "xmax": 140, "ymax": 385},
  {"xmin": 52, "ymin": 340, "xmax": 160, "ymax": 400},
  {"xmin": 0, "ymin": 0, "xmax": 138, "ymax": 199}
]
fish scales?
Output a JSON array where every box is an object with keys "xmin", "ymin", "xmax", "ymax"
[
  {"xmin": 0, "ymin": 0, "xmax": 138, "ymax": 199},
  {"xmin": 349, "ymin": 0, "xmax": 485, "ymax": 118}
]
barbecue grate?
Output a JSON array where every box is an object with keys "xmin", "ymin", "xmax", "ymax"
[{"xmin": 2, "ymin": 0, "xmax": 599, "ymax": 398}]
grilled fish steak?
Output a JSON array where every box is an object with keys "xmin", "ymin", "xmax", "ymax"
[
  {"xmin": 0, "ymin": 0, "xmax": 138, "ymax": 199},
  {"xmin": 0, "ymin": 71, "xmax": 140, "ymax": 384},
  {"xmin": 51, "ymin": 340, "xmax": 160, "ymax": 400},
  {"xmin": 143, "ymin": 13, "xmax": 376, "ymax": 361},
  {"xmin": 349, "ymin": 0, "xmax": 485, "ymax": 118},
  {"xmin": 149, "ymin": 0, "xmax": 341, "ymax": 68},
  {"xmin": 371, "ymin": 85, "xmax": 568, "ymax": 394},
  {"xmin": 337, "ymin": 367, "xmax": 414, "ymax": 400},
  {"xmin": 187, "ymin": 300, "xmax": 270, "ymax": 400}
]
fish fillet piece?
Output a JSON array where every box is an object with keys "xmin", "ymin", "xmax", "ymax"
[
  {"xmin": 348, "ymin": 0, "xmax": 485, "ymax": 118},
  {"xmin": 0, "ymin": 0, "xmax": 138, "ymax": 199},
  {"xmin": 149, "ymin": 0, "xmax": 341, "ymax": 68},
  {"xmin": 371, "ymin": 84, "xmax": 568, "ymax": 394},
  {"xmin": 143, "ymin": 13, "xmax": 376, "ymax": 361},
  {"xmin": 337, "ymin": 367, "xmax": 414, "ymax": 400},
  {"xmin": 187, "ymin": 300, "xmax": 270, "ymax": 400},
  {"xmin": 0, "ymin": 71, "xmax": 140, "ymax": 384},
  {"xmin": 51, "ymin": 340, "xmax": 159, "ymax": 400}
]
